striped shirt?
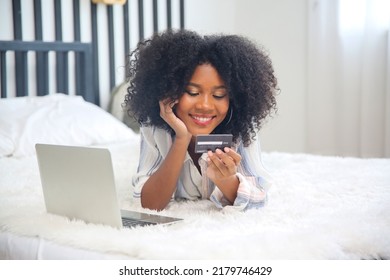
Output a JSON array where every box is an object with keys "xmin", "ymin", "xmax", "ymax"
[{"xmin": 132, "ymin": 126, "xmax": 273, "ymax": 211}]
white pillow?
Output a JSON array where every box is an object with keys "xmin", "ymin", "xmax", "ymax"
[{"xmin": 0, "ymin": 93, "xmax": 138, "ymax": 157}]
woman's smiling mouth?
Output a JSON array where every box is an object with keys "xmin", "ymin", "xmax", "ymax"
[{"xmin": 190, "ymin": 114, "xmax": 215, "ymax": 126}]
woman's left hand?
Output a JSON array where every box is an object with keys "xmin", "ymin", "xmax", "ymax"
[{"xmin": 206, "ymin": 147, "xmax": 241, "ymax": 182}]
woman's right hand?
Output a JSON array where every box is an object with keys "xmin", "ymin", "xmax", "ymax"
[
  {"xmin": 159, "ymin": 99, "xmax": 191, "ymax": 140},
  {"xmin": 141, "ymin": 100, "xmax": 192, "ymax": 211}
]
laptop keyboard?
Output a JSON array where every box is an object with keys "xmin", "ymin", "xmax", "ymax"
[{"xmin": 122, "ymin": 218, "xmax": 156, "ymax": 228}]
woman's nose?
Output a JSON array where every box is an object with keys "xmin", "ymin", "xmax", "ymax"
[{"xmin": 195, "ymin": 94, "xmax": 213, "ymax": 110}]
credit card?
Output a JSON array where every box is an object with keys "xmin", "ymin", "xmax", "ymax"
[{"xmin": 194, "ymin": 134, "xmax": 233, "ymax": 153}]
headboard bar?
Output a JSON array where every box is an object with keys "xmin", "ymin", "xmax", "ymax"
[
  {"xmin": 167, "ymin": 0, "xmax": 172, "ymax": 30},
  {"xmin": 0, "ymin": 40, "xmax": 95, "ymax": 104},
  {"xmin": 0, "ymin": 41, "xmax": 92, "ymax": 52}
]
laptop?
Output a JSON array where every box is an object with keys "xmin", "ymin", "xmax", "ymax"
[{"xmin": 35, "ymin": 143, "xmax": 182, "ymax": 229}]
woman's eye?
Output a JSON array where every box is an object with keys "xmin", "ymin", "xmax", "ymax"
[
  {"xmin": 213, "ymin": 94, "xmax": 227, "ymax": 99},
  {"xmin": 185, "ymin": 90, "xmax": 199, "ymax": 96}
]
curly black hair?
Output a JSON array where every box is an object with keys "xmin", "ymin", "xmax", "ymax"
[{"xmin": 124, "ymin": 29, "xmax": 278, "ymax": 146}]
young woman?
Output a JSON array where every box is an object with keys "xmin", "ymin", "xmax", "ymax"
[{"xmin": 125, "ymin": 29, "xmax": 278, "ymax": 211}]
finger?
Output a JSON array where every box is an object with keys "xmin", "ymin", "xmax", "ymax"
[
  {"xmin": 207, "ymin": 151, "xmax": 223, "ymax": 168},
  {"xmin": 208, "ymin": 149, "xmax": 231, "ymax": 164},
  {"xmin": 215, "ymin": 149, "xmax": 235, "ymax": 165},
  {"xmin": 223, "ymin": 147, "xmax": 241, "ymax": 165},
  {"xmin": 214, "ymin": 149, "xmax": 239, "ymax": 176},
  {"xmin": 208, "ymin": 150, "xmax": 231, "ymax": 176},
  {"xmin": 170, "ymin": 99, "xmax": 179, "ymax": 108},
  {"xmin": 162, "ymin": 98, "xmax": 178, "ymax": 106},
  {"xmin": 159, "ymin": 99, "xmax": 175, "ymax": 115},
  {"xmin": 159, "ymin": 100, "xmax": 166, "ymax": 112},
  {"xmin": 207, "ymin": 155, "xmax": 226, "ymax": 178}
]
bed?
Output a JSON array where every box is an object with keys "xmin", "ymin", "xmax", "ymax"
[
  {"xmin": 0, "ymin": 92, "xmax": 389, "ymax": 260},
  {"xmin": 1, "ymin": 1, "xmax": 390, "ymax": 260}
]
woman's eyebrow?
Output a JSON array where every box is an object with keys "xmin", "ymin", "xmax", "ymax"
[
  {"xmin": 187, "ymin": 82, "xmax": 226, "ymax": 89},
  {"xmin": 187, "ymin": 82, "xmax": 201, "ymax": 88}
]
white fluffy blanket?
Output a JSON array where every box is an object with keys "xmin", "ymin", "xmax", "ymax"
[{"xmin": 1, "ymin": 141, "xmax": 389, "ymax": 259}]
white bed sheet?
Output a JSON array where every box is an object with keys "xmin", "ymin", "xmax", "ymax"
[
  {"xmin": 1, "ymin": 139, "xmax": 390, "ymax": 260},
  {"xmin": 0, "ymin": 232, "xmax": 130, "ymax": 260}
]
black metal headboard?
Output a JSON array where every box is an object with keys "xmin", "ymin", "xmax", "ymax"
[
  {"xmin": 0, "ymin": 40, "xmax": 95, "ymax": 103},
  {"xmin": 0, "ymin": 0, "xmax": 185, "ymax": 106}
]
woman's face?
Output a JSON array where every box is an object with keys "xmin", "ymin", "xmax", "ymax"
[{"xmin": 175, "ymin": 63, "xmax": 229, "ymax": 136}]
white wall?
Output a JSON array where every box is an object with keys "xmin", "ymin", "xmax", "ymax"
[
  {"xmin": 185, "ymin": 0, "xmax": 236, "ymax": 34},
  {"xmin": 236, "ymin": 0, "xmax": 307, "ymax": 154}
]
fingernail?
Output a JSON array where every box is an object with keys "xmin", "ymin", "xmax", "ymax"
[{"xmin": 224, "ymin": 147, "xmax": 230, "ymax": 153}]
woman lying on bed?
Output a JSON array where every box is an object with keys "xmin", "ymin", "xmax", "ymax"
[{"xmin": 125, "ymin": 29, "xmax": 278, "ymax": 211}]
